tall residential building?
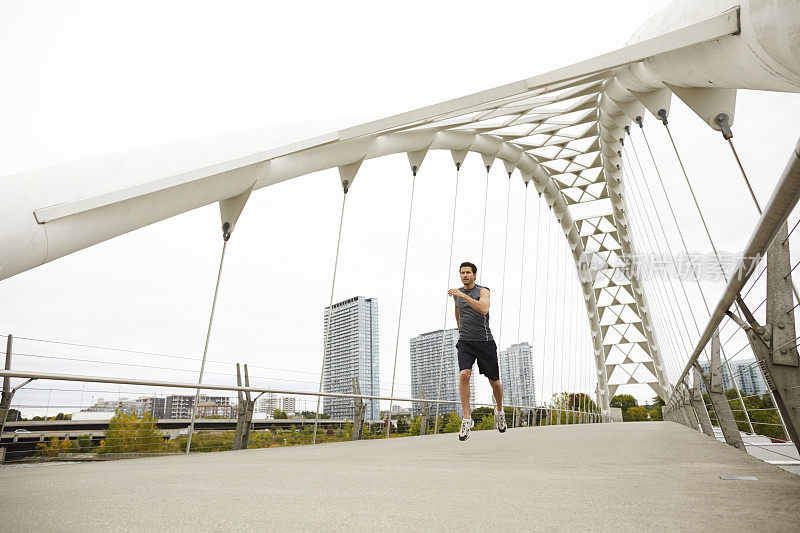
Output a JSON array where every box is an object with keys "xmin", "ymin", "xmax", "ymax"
[
  {"xmin": 322, "ymin": 296, "xmax": 380, "ymax": 421},
  {"xmin": 499, "ymin": 342, "xmax": 536, "ymax": 408},
  {"xmin": 83, "ymin": 397, "xmax": 137, "ymax": 415},
  {"xmin": 163, "ymin": 395, "xmax": 230, "ymax": 419},
  {"xmin": 410, "ymin": 329, "xmax": 474, "ymax": 418},
  {"xmin": 134, "ymin": 396, "xmax": 166, "ymax": 419},
  {"xmin": 197, "ymin": 402, "xmax": 237, "ymax": 419},
  {"xmin": 256, "ymin": 394, "xmax": 297, "ymax": 415},
  {"xmin": 700, "ymin": 359, "xmax": 767, "ymax": 397}
]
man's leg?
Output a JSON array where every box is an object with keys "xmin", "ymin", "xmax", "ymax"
[
  {"xmin": 459, "ymin": 369, "xmax": 472, "ymax": 418},
  {"xmin": 489, "ymin": 378, "xmax": 503, "ymax": 411}
]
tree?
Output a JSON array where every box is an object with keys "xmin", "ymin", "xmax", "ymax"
[
  {"xmin": 73, "ymin": 434, "xmax": 95, "ymax": 453},
  {"xmin": 6, "ymin": 408, "xmax": 24, "ymax": 421},
  {"xmin": 395, "ymin": 417, "xmax": 410, "ymax": 434},
  {"xmin": 648, "ymin": 406, "xmax": 663, "ymax": 421},
  {"xmin": 474, "ymin": 411, "xmax": 496, "ymax": 431},
  {"xmin": 409, "ymin": 416, "xmax": 422, "ymax": 436},
  {"xmin": 723, "ymin": 389, "xmax": 787, "ymax": 440},
  {"xmin": 300, "ymin": 410, "xmax": 329, "ymax": 419},
  {"xmin": 471, "ymin": 407, "xmax": 494, "ymax": 424},
  {"xmin": 625, "ymin": 406, "xmax": 649, "ymax": 422},
  {"xmin": 273, "ymin": 409, "xmax": 288, "ymax": 419},
  {"xmin": 652, "ymin": 396, "xmax": 666, "ymax": 407},
  {"xmin": 99, "ymin": 412, "xmax": 167, "ymax": 454},
  {"xmin": 549, "ymin": 392, "xmax": 598, "ymax": 423},
  {"xmin": 35, "ymin": 437, "xmax": 74, "ymax": 457},
  {"xmin": 610, "ymin": 394, "xmax": 637, "ymax": 413},
  {"xmin": 442, "ymin": 412, "xmax": 461, "ymax": 433}
]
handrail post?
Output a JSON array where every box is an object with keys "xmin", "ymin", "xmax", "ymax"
[
  {"xmin": 692, "ymin": 366, "xmax": 715, "ymax": 436},
  {"xmin": 417, "ymin": 385, "xmax": 430, "ymax": 436},
  {"xmin": 701, "ymin": 331, "xmax": 745, "ymax": 450},
  {"xmin": 351, "ymin": 377, "xmax": 365, "ymax": 441}
]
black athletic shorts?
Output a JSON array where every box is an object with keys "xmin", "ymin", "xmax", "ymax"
[{"xmin": 456, "ymin": 339, "xmax": 500, "ymax": 381}]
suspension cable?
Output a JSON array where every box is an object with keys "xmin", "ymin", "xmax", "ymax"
[
  {"xmin": 727, "ymin": 139, "xmax": 763, "ymax": 213},
  {"xmin": 636, "ymin": 127, "xmax": 731, "ymax": 392},
  {"xmin": 621, "ymin": 159, "xmax": 689, "ymax": 380},
  {"xmin": 479, "ymin": 164, "xmax": 491, "ymax": 280},
  {"xmin": 558, "ymin": 222, "xmax": 568, "ymax": 403},
  {"xmin": 530, "ymin": 193, "xmax": 543, "ymax": 406},
  {"xmin": 551, "ymin": 224, "xmax": 562, "ymax": 410},
  {"xmin": 627, "ymin": 132, "xmax": 702, "ymax": 350},
  {"xmin": 433, "ymin": 163, "xmax": 462, "ymax": 433},
  {"xmin": 496, "ymin": 172, "xmax": 513, "ymax": 363},
  {"xmin": 385, "ymin": 166, "xmax": 418, "ymax": 437},
  {"xmin": 622, "ymin": 145, "xmax": 695, "ymax": 365},
  {"xmin": 313, "ymin": 188, "xmax": 349, "ymax": 444},
  {"xmin": 513, "ymin": 182, "xmax": 530, "ymax": 428},
  {"xmin": 655, "ymin": 123, "xmax": 758, "ymax": 431},
  {"xmin": 541, "ymin": 206, "xmax": 552, "ymax": 409},
  {"xmin": 516, "ymin": 182, "xmax": 530, "ymax": 346},
  {"xmin": 185, "ymin": 229, "xmax": 230, "ymax": 455}
]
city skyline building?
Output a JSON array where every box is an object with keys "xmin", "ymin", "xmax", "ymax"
[
  {"xmin": 410, "ymin": 329, "xmax": 473, "ymax": 418},
  {"xmin": 323, "ymin": 296, "xmax": 380, "ymax": 421},
  {"xmin": 134, "ymin": 396, "xmax": 166, "ymax": 419},
  {"xmin": 80, "ymin": 397, "xmax": 137, "ymax": 415},
  {"xmin": 197, "ymin": 401, "xmax": 236, "ymax": 419},
  {"xmin": 256, "ymin": 394, "xmax": 297, "ymax": 415},
  {"xmin": 499, "ymin": 342, "xmax": 536, "ymax": 409},
  {"xmin": 164, "ymin": 395, "xmax": 230, "ymax": 419},
  {"xmin": 699, "ymin": 359, "xmax": 767, "ymax": 397}
]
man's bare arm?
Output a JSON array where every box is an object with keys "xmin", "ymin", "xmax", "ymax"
[
  {"xmin": 448, "ymin": 288, "xmax": 490, "ymax": 316},
  {"xmin": 454, "ymin": 302, "xmax": 460, "ymax": 329}
]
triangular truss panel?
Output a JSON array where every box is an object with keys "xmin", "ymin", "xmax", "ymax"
[{"xmin": 386, "ymin": 74, "xmax": 669, "ymax": 407}]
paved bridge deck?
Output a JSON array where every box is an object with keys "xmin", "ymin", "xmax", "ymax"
[{"xmin": 2, "ymin": 422, "xmax": 799, "ymax": 531}]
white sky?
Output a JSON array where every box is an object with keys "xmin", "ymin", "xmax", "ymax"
[{"xmin": 2, "ymin": 0, "xmax": 800, "ymax": 417}]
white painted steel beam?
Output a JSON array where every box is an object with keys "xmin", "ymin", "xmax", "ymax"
[{"xmin": 2, "ymin": 0, "xmax": 800, "ymax": 409}]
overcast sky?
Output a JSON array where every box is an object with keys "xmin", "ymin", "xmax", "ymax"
[{"xmin": 2, "ymin": 0, "xmax": 799, "ymax": 417}]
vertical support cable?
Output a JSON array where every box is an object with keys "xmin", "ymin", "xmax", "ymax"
[
  {"xmin": 727, "ymin": 139, "xmax": 763, "ymax": 214},
  {"xmin": 516, "ymin": 183, "xmax": 529, "ymax": 347},
  {"xmin": 185, "ymin": 231, "xmax": 229, "ymax": 455},
  {"xmin": 496, "ymin": 172, "xmax": 513, "ymax": 368},
  {"xmin": 434, "ymin": 165, "xmax": 461, "ymax": 433},
  {"xmin": 479, "ymin": 165, "xmax": 491, "ymax": 280},
  {"xmin": 658, "ymin": 125, "xmax": 757, "ymax": 432},
  {"xmin": 515, "ymin": 182, "xmax": 530, "ymax": 425},
  {"xmin": 313, "ymin": 189, "xmax": 349, "ymax": 444},
  {"xmin": 531, "ymin": 194, "xmax": 542, "ymax": 406},
  {"xmin": 386, "ymin": 168, "xmax": 418, "ymax": 437},
  {"xmin": 627, "ymin": 134, "xmax": 698, "ymax": 349},
  {"xmin": 622, "ymin": 158, "xmax": 693, "ymax": 379},
  {"xmin": 551, "ymin": 229, "xmax": 562, "ymax": 415},
  {"xmin": 541, "ymin": 204, "xmax": 552, "ymax": 411}
]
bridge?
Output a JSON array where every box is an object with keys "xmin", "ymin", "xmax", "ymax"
[
  {"xmin": 1, "ymin": 0, "xmax": 800, "ymax": 529},
  {"xmin": 2, "ymin": 423, "xmax": 800, "ymax": 530}
]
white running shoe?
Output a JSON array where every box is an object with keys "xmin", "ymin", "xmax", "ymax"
[
  {"xmin": 495, "ymin": 409, "xmax": 507, "ymax": 433},
  {"xmin": 458, "ymin": 418, "xmax": 474, "ymax": 441}
]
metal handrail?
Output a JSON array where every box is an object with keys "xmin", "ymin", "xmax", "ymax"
[
  {"xmin": 0, "ymin": 369, "xmax": 609, "ymax": 421},
  {"xmin": 669, "ymin": 138, "xmax": 800, "ymax": 397}
]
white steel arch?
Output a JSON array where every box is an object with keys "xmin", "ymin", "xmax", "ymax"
[{"xmin": 1, "ymin": 0, "xmax": 799, "ymax": 411}]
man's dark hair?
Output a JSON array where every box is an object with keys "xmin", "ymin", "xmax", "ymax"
[{"xmin": 460, "ymin": 261, "xmax": 477, "ymax": 275}]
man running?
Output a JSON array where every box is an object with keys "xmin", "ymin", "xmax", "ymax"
[{"xmin": 448, "ymin": 261, "xmax": 507, "ymax": 441}]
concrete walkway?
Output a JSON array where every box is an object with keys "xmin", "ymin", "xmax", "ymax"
[{"xmin": 2, "ymin": 422, "xmax": 799, "ymax": 531}]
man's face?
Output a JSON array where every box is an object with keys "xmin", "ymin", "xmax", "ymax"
[{"xmin": 460, "ymin": 267, "xmax": 475, "ymax": 286}]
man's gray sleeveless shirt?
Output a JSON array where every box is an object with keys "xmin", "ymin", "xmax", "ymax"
[{"xmin": 456, "ymin": 285, "xmax": 493, "ymax": 341}]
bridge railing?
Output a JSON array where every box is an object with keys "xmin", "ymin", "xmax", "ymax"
[
  {"xmin": 663, "ymin": 137, "xmax": 800, "ymax": 460},
  {"xmin": 0, "ymin": 366, "xmax": 610, "ymax": 463}
]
